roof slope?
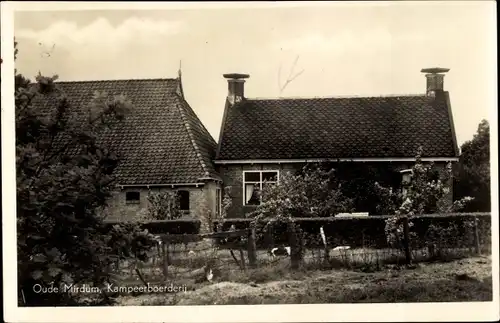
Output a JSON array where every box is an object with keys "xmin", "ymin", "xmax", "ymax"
[
  {"xmin": 216, "ymin": 92, "xmax": 458, "ymax": 160},
  {"xmin": 31, "ymin": 78, "xmax": 219, "ymax": 185}
]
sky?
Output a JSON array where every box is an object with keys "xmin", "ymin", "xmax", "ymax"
[{"xmin": 13, "ymin": 2, "xmax": 496, "ymax": 146}]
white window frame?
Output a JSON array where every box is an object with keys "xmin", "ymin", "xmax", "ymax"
[
  {"xmin": 242, "ymin": 170, "xmax": 280, "ymax": 206},
  {"xmin": 400, "ymin": 169, "xmax": 413, "ymax": 197}
]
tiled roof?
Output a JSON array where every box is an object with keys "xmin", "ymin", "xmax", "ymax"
[
  {"xmin": 31, "ymin": 78, "xmax": 220, "ymax": 185},
  {"xmin": 216, "ymin": 92, "xmax": 458, "ymax": 160}
]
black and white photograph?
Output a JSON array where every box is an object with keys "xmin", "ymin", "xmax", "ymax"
[{"xmin": 2, "ymin": 1, "xmax": 498, "ymax": 322}]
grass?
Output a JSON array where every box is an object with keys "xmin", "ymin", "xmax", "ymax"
[{"xmin": 114, "ymin": 255, "xmax": 492, "ymax": 305}]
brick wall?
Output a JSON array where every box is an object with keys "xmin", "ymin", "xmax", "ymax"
[
  {"xmin": 102, "ymin": 181, "xmax": 220, "ymax": 232},
  {"xmin": 217, "ymin": 161, "xmax": 455, "ymax": 218}
]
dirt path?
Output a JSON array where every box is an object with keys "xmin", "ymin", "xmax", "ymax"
[{"xmin": 116, "ymin": 256, "xmax": 492, "ymax": 305}]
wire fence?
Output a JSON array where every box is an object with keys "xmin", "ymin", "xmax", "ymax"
[{"xmin": 107, "ymin": 213, "xmax": 492, "ymax": 290}]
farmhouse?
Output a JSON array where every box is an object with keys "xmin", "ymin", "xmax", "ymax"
[
  {"xmin": 214, "ymin": 69, "xmax": 460, "ymax": 218},
  {"xmin": 30, "ymin": 67, "xmax": 460, "ymax": 225},
  {"xmin": 32, "ymin": 72, "xmax": 222, "ymax": 224}
]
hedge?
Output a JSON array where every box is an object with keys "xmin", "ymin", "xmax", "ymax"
[
  {"xmin": 103, "ymin": 219, "xmax": 201, "ymax": 235},
  {"xmin": 213, "ymin": 213, "xmax": 491, "ymax": 249},
  {"xmin": 102, "ymin": 213, "xmax": 491, "ymax": 251}
]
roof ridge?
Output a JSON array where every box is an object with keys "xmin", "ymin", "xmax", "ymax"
[
  {"xmin": 175, "ymin": 96, "xmax": 211, "ymax": 178},
  {"xmin": 52, "ymin": 77, "xmax": 179, "ymax": 84},
  {"xmin": 247, "ymin": 93, "xmax": 428, "ymax": 100}
]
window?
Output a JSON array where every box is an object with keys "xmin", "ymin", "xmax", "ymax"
[
  {"xmin": 125, "ymin": 191, "xmax": 140, "ymax": 204},
  {"xmin": 400, "ymin": 169, "xmax": 413, "ymax": 197},
  {"xmin": 216, "ymin": 188, "xmax": 222, "ymax": 216},
  {"xmin": 178, "ymin": 190, "xmax": 190, "ymax": 211},
  {"xmin": 401, "ymin": 170, "xmax": 412, "ymax": 184},
  {"xmin": 243, "ymin": 170, "xmax": 279, "ymax": 206}
]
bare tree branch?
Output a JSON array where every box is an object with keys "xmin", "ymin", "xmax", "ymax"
[
  {"xmin": 278, "ymin": 63, "xmax": 282, "ymax": 94},
  {"xmin": 278, "ymin": 55, "xmax": 305, "ymax": 96},
  {"xmin": 286, "ymin": 56, "xmax": 300, "ymax": 82}
]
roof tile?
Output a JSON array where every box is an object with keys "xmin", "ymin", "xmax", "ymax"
[
  {"xmin": 217, "ymin": 93, "xmax": 457, "ymax": 160},
  {"xmin": 31, "ymin": 78, "xmax": 219, "ymax": 185}
]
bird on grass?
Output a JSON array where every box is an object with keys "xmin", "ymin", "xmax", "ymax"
[{"xmin": 206, "ymin": 267, "xmax": 214, "ymax": 282}]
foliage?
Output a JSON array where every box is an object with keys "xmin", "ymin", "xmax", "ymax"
[
  {"xmin": 375, "ymin": 147, "xmax": 473, "ymax": 249},
  {"xmin": 147, "ymin": 190, "xmax": 183, "ymax": 220},
  {"xmin": 323, "ymin": 162, "xmax": 403, "ymax": 215},
  {"xmin": 246, "ymin": 166, "xmax": 353, "ymax": 268},
  {"xmin": 106, "ymin": 223, "xmax": 158, "ymax": 262},
  {"xmin": 424, "ymin": 220, "xmax": 473, "ymax": 249},
  {"xmin": 454, "ymin": 119, "xmax": 491, "ymax": 212},
  {"xmin": 15, "ymin": 44, "xmax": 154, "ymax": 306},
  {"xmin": 248, "ymin": 165, "xmax": 353, "ymax": 223}
]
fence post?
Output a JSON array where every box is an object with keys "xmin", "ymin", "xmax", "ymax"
[
  {"xmin": 288, "ymin": 221, "xmax": 302, "ymax": 270},
  {"xmin": 322, "ymin": 228, "xmax": 330, "ymax": 265},
  {"xmin": 239, "ymin": 248, "xmax": 246, "ymax": 271},
  {"xmin": 162, "ymin": 240, "xmax": 169, "ymax": 282},
  {"xmin": 247, "ymin": 225, "xmax": 258, "ymax": 268},
  {"xmin": 323, "ymin": 247, "xmax": 330, "ymax": 263},
  {"xmin": 402, "ymin": 217, "xmax": 412, "ymax": 265},
  {"xmin": 265, "ymin": 222, "xmax": 274, "ymax": 249},
  {"xmin": 473, "ymin": 216, "xmax": 481, "ymax": 255}
]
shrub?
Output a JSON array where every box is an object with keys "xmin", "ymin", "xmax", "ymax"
[
  {"xmin": 375, "ymin": 147, "xmax": 474, "ymax": 251},
  {"xmin": 249, "ymin": 166, "xmax": 353, "ymax": 221},
  {"xmin": 147, "ymin": 191, "xmax": 183, "ymax": 220}
]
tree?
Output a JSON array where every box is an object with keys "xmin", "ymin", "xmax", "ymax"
[
  {"xmin": 249, "ymin": 165, "xmax": 353, "ymax": 222},
  {"xmin": 15, "ymin": 42, "xmax": 153, "ymax": 306},
  {"xmin": 245, "ymin": 165, "xmax": 352, "ymax": 269},
  {"xmin": 375, "ymin": 147, "xmax": 473, "ymax": 249},
  {"xmin": 454, "ymin": 119, "xmax": 490, "ymax": 212}
]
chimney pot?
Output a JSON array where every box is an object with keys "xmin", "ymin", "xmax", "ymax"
[
  {"xmin": 223, "ymin": 73, "xmax": 249, "ymax": 104},
  {"xmin": 421, "ymin": 67, "xmax": 449, "ymax": 96}
]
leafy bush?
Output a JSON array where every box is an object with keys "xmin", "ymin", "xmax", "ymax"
[
  {"xmin": 247, "ymin": 166, "xmax": 353, "ymax": 231},
  {"xmin": 374, "ymin": 147, "xmax": 474, "ymax": 251},
  {"xmin": 454, "ymin": 119, "xmax": 491, "ymax": 212},
  {"xmin": 15, "ymin": 43, "xmax": 154, "ymax": 306},
  {"xmin": 106, "ymin": 223, "xmax": 158, "ymax": 262},
  {"xmin": 147, "ymin": 191, "xmax": 183, "ymax": 220},
  {"xmin": 215, "ymin": 213, "xmax": 490, "ymax": 253}
]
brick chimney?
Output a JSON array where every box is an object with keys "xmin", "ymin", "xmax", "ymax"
[
  {"xmin": 223, "ymin": 73, "xmax": 249, "ymax": 104},
  {"xmin": 421, "ymin": 67, "xmax": 450, "ymax": 97}
]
